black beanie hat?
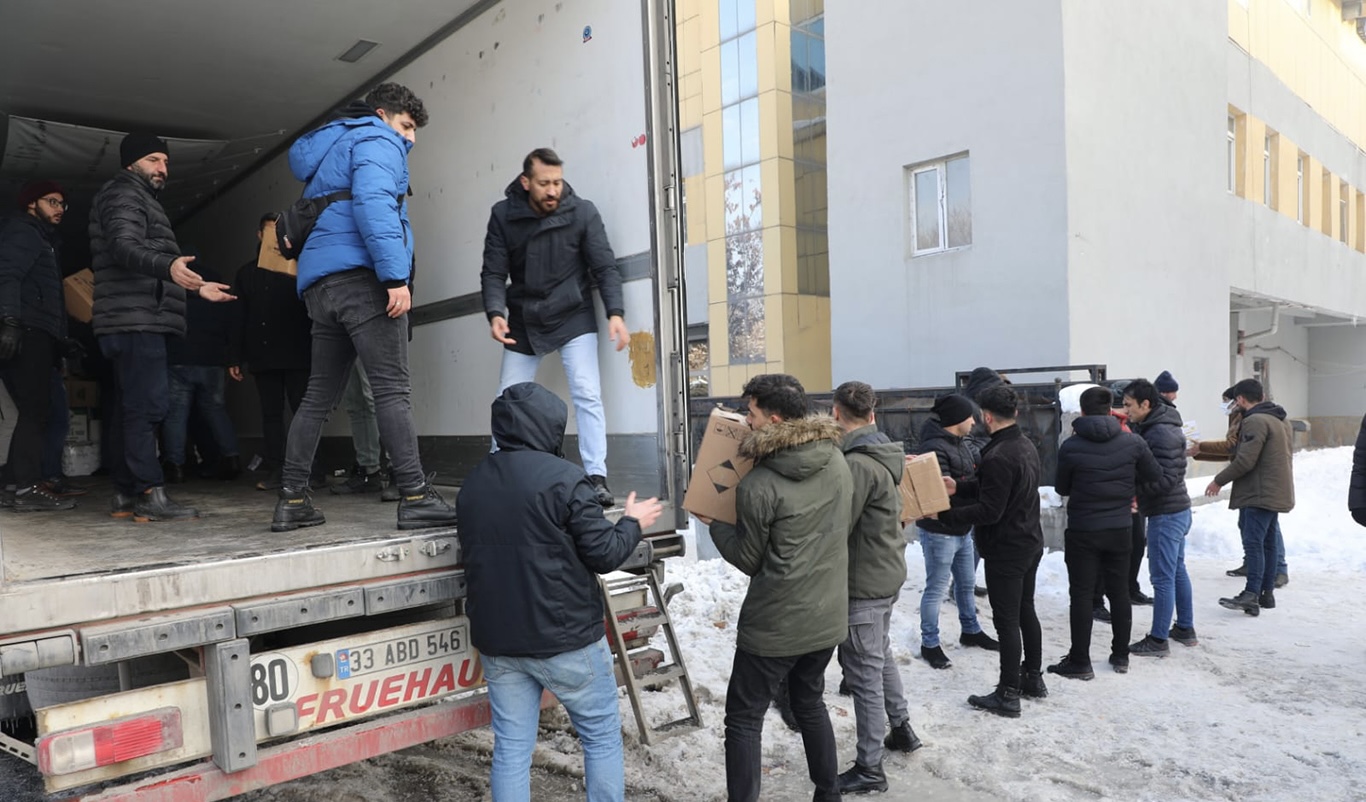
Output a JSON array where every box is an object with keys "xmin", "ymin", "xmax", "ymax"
[
  {"xmin": 120, "ymin": 132, "xmax": 169, "ymax": 167},
  {"xmin": 1155, "ymin": 370, "xmax": 1179, "ymax": 394},
  {"xmin": 17, "ymin": 180, "xmax": 64, "ymax": 210},
  {"xmin": 932, "ymin": 393, "xmax": 975, "ymax": 427}
]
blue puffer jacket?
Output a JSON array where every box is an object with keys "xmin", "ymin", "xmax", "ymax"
[{"xmin": 288, "ymin": 109, "xmax": 414, "ymax": 294}]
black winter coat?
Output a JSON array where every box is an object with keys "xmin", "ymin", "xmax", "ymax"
[
  {"xmin": 0, "ymin": 213, "xmax": 64, "ymax": 339},
  {"xmin": 456, "ymin": 382, "xmax": 643, "ymax": 658},
  {"xmin": 1132, "ymin": 401, "xmax": 1192, "ymax": 516},
  {"xmin": 917, "ymin": 416, "xmax": 979, "ymax": 536},
  {"xmin": 1350, "ymin": 413, "xmax": 1366, "ymax": 525},
  {"xmin": 228, "ymin": 261, "xmax": 312, "ymax": 372},
  {"xmin": 1056, "ymin": 414, "xmax": 1161, "ymax": 532},
  {"xmin": 938, "ymin": 425, "xmax": 1044, "ymax": 563},
  {"xmin": 89, "ymin": 170, "xmax": 185, "ymax": 337},
  {"xmin": 481, "ymin": 179, "xmax": 626, "ymax": 356}
]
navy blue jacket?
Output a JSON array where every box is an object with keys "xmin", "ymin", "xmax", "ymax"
[
  {"xmin": 1056, "ymin": 414, "xmax": 1161, "ymax": 532},
  {"xmin": 1132, "ymin": 402, "xmax": 1192, "ymax": 516},
  {"xmin": 0, "ymin": 213, "xmax": 64, "ymax": 339}
]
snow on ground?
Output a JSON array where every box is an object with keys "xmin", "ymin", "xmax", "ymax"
[{"xmin": 595, "ymin": 446, "xmax": 1366, "ymax": 802}]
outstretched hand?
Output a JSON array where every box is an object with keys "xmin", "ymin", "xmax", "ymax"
[
  {"xmin": 198, "ymin": 282, "xmax": 237, "ymax": 303},
  {"xmin": 623, "ymin": 491, "xmax": 663, "ymax": 529}
]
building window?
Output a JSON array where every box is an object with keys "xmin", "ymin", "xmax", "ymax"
[
  {"xmin": 1227, "ymin": 115, "xmax": 1237, "ymax": 193},
  {"xmin": 1263, "ymin": 133, "xmax": 1274, "ymax": 207},
  {"xmin": 1322, "ymin": 168, "xmax": 1333, "ymax": 235},
  {"xmin": 1357, "ymin": 190, "xmax": 1365, "ymax": 253},
  {"xmin": 719, "ymin": 0, "xmax": 764, "ymax": 364},
  {"xmin": 908, "ymin": 154, "xmax": 971, "ymax": 256},
  {"xmin": 1341, "ymin": 181, "xmax": 1350, "ymax": 244},
  {"xmin": 1296, "ymin": 154, "xmax": 1305, "ymax": 225}
]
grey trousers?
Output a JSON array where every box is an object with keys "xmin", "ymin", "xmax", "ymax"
[{"xmin": 838, "ymin": 593, "xmax": 909, "ymax": 767}]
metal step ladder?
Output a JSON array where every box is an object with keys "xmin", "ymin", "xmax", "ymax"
[{"xmin": 601, "ymin": 566, "xmax": 702, "ymax": 745}]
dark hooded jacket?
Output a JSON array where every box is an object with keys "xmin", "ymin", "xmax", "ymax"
[
  {"xmin": 1214, "ymin": 401, "xmax": 1295, "ymax": 513},
  {"xmin": 227, "ymin": 260, "xmax": 312, "ymax": 373},
  {"xmin": 1056, "ymin": 414, "xmax": 1161, "ymax": 532},
  {"xmin": 0, "ymin": 212, "xmax": 64, "ymax": 339},
  {"xmin": 456, "ymin": 382, "xmax": 644, "ymax": 658},
  {"xmin": 1131, "ymin": 401, "xmax": 1192, "ymax": 517},
  {"xmin": 917, "ymin": 415, "xmax": 979, "ymax": 536},
  {"xmin": 1349, "ymin": 413, "xmax": 1366, "ymax": 524},
  {"xmin": 841, "ymin": 425, "xmax": 908, "ymax": 599},
  {"xmin": 89, "ymin": 170, "xmax": 186, "ymax": 337},
  {"xmin": 937, "ymin": 424, "xmax": 1043, "ymax": 563},
  {"xmin": 481, "ymin": 178, "xmax": 626, "ymax": 356},
  {"xmin": 709, "ymin": 416, "xmax": 852, "ymax": 657}
]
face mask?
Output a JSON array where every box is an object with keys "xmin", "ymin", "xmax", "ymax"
[{"xmin": 1220, "ymin": 399, "xmax": 1237, "ymax": 415}]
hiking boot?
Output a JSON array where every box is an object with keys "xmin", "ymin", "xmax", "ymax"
[
  {"xmin": 11, "ymin": 484, "xmax": 76, "ymax": 512},
  {"xmin": 1219, "ymin": 590, "xmax": 1261, "ymax": 617},
  {"xmin": 1109, "ymin": 654, "xmax": 1129, "ymax": 674},
  {"xmin": 588, "ymin": 475, "xmax": 615, "ymax": 507},
  {"xmin": 1169, "ymin": 626, "xmax": 1199, "ymax": 647},
  {"xmin": 396, "ymin": 483, "xmax": 458, "ymax": 530},
  {"xmin": 1093, "ymin": 604, "xmax": 1112, "ymax": 623},
  {"xmin": 1226, "ymin": 562, "xmax": 1247, "ymax": 577},
  {"xmin": 1046, "ymin": 655, "xmax": 1095, "ymax": 681},
  {"xmin": 1130, "ymin": 590, "xmax": 1153, "ymax": 606},
  {"xmin": 837, "ymin": 761, "xmax": 888, "ymax": 795},
  {"xmin": 110, "ymin": 491, "xmax": 137, "ymax": 518},
  {"xmin": 41, "ymin": 476, "xmax": 88, "ymax": 497},
  {"xmin": 272, "ymin": 487, "xmax": 325, "ymax": 532},
  {"xmin": 133, "ymin": 486, "xmax": 198, "ymax": 522},
  {"xmin": 1020, "ymin": 667, "xmax": 1048, "ymax": 699},
  {"xmin": 1274, "ymin": 572, "xmax": 1288, "ymax": 589},
  {"xmin": 330, "ymin": 465, "xmax": 381, "ymax": 495},
  {"xmin": 883, "ymin": 721, "xmax": 923, "ymax": 753},
  {"xmin": 960, "ymin": 631, "xmax": 1000, "ymax": 651},
  {"xmin": 921, "ymin": 644, "xmax": 952, "ymax": 670},
  {"xmin": 1259, "ymin": 590, "xmax": 1276, "ymax": 609},
  {"xmin": 162, "ymin": 461, "xmax": 186, "ymax": 485},
  {"xmin": 967, "ymin": 685, "xmax": 1021, "ymax": 718},
  {"xmin": 1130, "ymin": 635, "xmax": 1171, "ymax": 657},
  {"xmin": 380, "ymin": 467, "xmax": 400, "ymax": 502}
]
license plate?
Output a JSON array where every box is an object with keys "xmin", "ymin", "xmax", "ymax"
[{"xmin": 336, "ymin": 623, "xmax": 467, "ymax": 679}]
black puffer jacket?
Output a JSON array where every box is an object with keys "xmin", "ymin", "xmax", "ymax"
[
  {"xmin": 227, "ymin": 261, "xmax": 312, "ymax": 373},
  {"xmin": 456, "ymin": 382, "xmax": 643, "ymax": 658},
  {"xmin": 89, "ymin": 170, "xmax": 185, "ymax": 337},
  {"xmin": 1132, "ymin": 401, "xmax": 1191, "ymax": 516},
  {"xmin": 917, "ymin": 416, "xmax": 979, "ymax": 536},
  {"xmin": 1056, "ymin": 414, "xmax": 1161, "ymax": 532},
  {"xmin": 481, "ymin": 179, "xmax": 626, "ymax": 356},
  {"xmin": 0, "ymin": 213, "xmax": 64, "ymax": 338},
  {"xmin": 1350, "ymin": 413, "xmax": 1366, "ymax": 525},
  {"xmin": 938, "ymin": 424, "xmax": 1044, "ymax": 563}
]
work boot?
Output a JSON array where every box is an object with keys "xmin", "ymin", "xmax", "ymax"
[
  {"xmin": 272, "ymin": 487, "xmax": 325, "ymax": 532},
  {"xmin": 41, "ymin": 476, "xmax": 88, "ymax": 497},
  {"xmin": 967, "ymin": 685, "xmax": 1021, "ymax": 718},
  {"xmin": 960, "ymin": 630, "xmax": 1000, "ymax": 651},
  {"xmin": 1046, "ymin": 655, "xmax": 1095, "ymax": 681},
  {"xmin": 772, "ymin": 678, "xmax": 799, "ymax": 731},
  {"xmin": 837, "ymin": 761, "xmax": 888, "ymax": 795},
  {"xmin": 162, "ymin": 461, "xmax": 186, "ymax": 485},
  {"xmin": 1219, "ymin": 590, "xmax": 1261, "ymax": 617},
  {"xmin": 920, "ymin": 644, "xmax": 952, "ymax": 670},
  {"xmin": 133, "ymin": 486, "xmax": 198, "ymax": 522},
  {"xmin": 110, "ymin": 491, "xmax": 137, "ymax": 518},
  {"xmin": 1275, "ymin": 572, "xmax": 1289, "ymax": 588},
  {"xmin": 1130, "ymin": 635, "xmax": 1171, "ymax": 657},
  {"xmin": 1108, "ymin": 654, "xmax": 1129, "ymax": 674},
  {"xmin": 330, "ymin": 464, "xmax": 381, "ymax": 495},
  {"xmin": 1259, "ymin": 590, "xmax": 1276, "ymax": 609},
  {"xmin": 1093, "ymin": 604, "xmax": 1112, "ymax": 623},
  {"xmin": 883, "ymin": 721, "xmax": 923, "ymax": 753},
  {"xmin": 379, "ymin": 466, "xmax": 400, "ymax": 502},
  {"xmin": 588, "ymin": 475, "xmax": 615, "ymax": 507},
  {"xmin": 1169, "ymin": 626, "xmax": 1199, "ymax": 647},
  {"xmin": 1226, "ymin": 562, "xmax": 1247, "ymax": 577},
  {"xmin": 1019, "ymin": 667, "xmax": 1048, "ymax": 699},
  {"xmin": 11, "ymin": 484, "xmax": 76, "ymax": 512},
  {"xmin": 396, "ymin": 483, "xmax": 458, "ymax": 530}
]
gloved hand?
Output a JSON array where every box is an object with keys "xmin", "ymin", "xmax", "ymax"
[
  {"xmin": 0, "ymin": 318, "xmax": 22, "ymax": 361},
  {"xmin": 61, "ymin": 337, "xmax": 86, "ymax": 360}
]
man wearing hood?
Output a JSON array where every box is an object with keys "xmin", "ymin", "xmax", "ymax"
[
  {"xmin": 458, "ymin": 381, "xmax": 662, "ymax": 802},
  {"xmin": 272, "ymin": 82, "xmax": 458, "ymax": 533},
  {"xmin": 1051, "ymin": 387, "xmax": 1161, "ymax": 679},
  {"xmin": 1208, "ymin": 378, "xmax": 1295, "ymax": 615},
  {"xmin": 1122, "ymin": 379, "xmax": 1197, "ymax": 655},
  {"xmin": 481, "ymin": 148, "xmax": 629, "ymax": 508},
  {"xmin": 829, "ymin": 381, "xmax": 919, "ymax": 794},
  {"xmin": 703, "ymin": 373, "xmax": 851, "ymax": 802}
]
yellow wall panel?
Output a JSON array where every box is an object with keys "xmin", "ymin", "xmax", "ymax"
[
  {"xmin": 762, "ymin": 294, "xmax": 785, "ymax": 363},
  {"xmin": 1229, "ymin": 0, "xmax": 1250, "ymax": 49},
  {"xmin": 707, "ymin": 301, "xmax": 730, "ymax": 368},
  {"xmin": 702, "ymin": 111, "xmax": 724, "ymax": 179},
  {"xmin": 685, "ymin": 175, "xmax": 707, "ymax": 242},
  {"xmin": 1246, "ymin": 116, "xmax": 1267, "ymax": 204},
  {"xmin": 704, "ymin": 172, "xmax": 726, "ymax": 240},
  {"xmin": 755, "ymin": 23, "xmax": 778, "ymax": 94},
  {"xmin": 1306, "ymin": 155, "xmax": 1323, "ymax": 229},
  {"xmin": 679, "ymin": 17, "xmax": 702, "ymax": 77},
  {"xmin": 758, "ymin": 93, "xmax": 782, "ymax": 164},
  {"xmin": 761, "ymin": 223, "xmax": 790, "ymax": 295},
  {"xmin": 700, "ymin": 45, "xmax": 722, "ymax": 117}
]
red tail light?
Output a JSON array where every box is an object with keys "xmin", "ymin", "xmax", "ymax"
[{"xmin": 38, "ymin": 707, "xmax": 183, "ymax": 776}]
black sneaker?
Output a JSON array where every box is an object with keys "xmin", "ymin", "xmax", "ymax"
[
  {"xmin": 330, "ymin": 465, "xmax": 382, "ymax": 495},
  {"xmin": 11, "ymin": 484, "xmax": 76, "ymax": 512},
  {"xmin": 1109, "ymin": 654, "xmax": 1130, "ymax": 674},
  {"xmin": 588, "ymin": 475, "xmax": 615, "ymax": 507},
  {"xmin": 837, "ymin": 761, "xmax": 888, "ymax": 794},
  {"xmin": 883, "ymin": 721, "xmax": 923, "ymax": 753},
  {"xmin": 41, "ymin": 476, "xmax": 88, "ymax": 497},
  {"xmin": 1169, "ymin": 626, "xmax": 1199, "ymax": 647},
  {"xmin": 110, "ymin": 491, "xmax": 137, "ymax": 518},
  {"xmin": 1226, "ymin": 563, "xmax": 1247, "ymax": 577},
  {"xmin": 1046, "ymin": 655, "xmax": 1095, "ymax": 681},
  {"xmin": 133, "ymin": 486, "xmax": 198, "ymax": 522},
  {"xmin": 273, "ymin": 487, "xmax": 325, "ymax": 532},
  {"xmin": 920, "ymin": 644, "xmax": 952, "ymax": 670},
  {"xmin": 1093, "ymin": 604, "xmax": 1112, "ymax": 623},
  {"xmin": 1219, "ymin": 590, "xmax": 1261, "ymax": 616},
  {"xmin": 1274, "ymin": 572, "xmax": 1289, "ymax": 589},
  {"xmin": 1259, "ymin": 590, "xmax": 1275, "ymax": 609},
  {"xmin": 967, "ymin": 685, "xmax": 1021, "ymax": 718},
  {"xmin": 1130, "ymin": 635, "xmax": 1171, "ymax": 657},
  {"xmin": 1129, "ymin": 590, "xmax": 1153, "ymax": 606},
  {"xmin": 1020, "ymin": 667, "xmax": 1048, "ymax": 699},
  {"xmin": 960, "ymin": 631, "xmax": 1000, "ymax": 651},
  {"xmin": 396, "ymin": 483, "xmax": 458, "ymax": 530}
]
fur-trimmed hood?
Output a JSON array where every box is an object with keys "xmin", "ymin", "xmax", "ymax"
[{"xmin": 739, "ymin": 415, "xmax": 844, "ymax": 482}]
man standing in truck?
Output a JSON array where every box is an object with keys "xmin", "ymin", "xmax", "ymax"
[
  {"xmin": 481, "ymin": 148, "xmax": 630, "ymax": 507},
  {"xmin": 271, "ymin": 83, "xmax": 457, "ymax": 533}
]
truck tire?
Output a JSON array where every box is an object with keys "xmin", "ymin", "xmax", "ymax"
[
  {"xmin": 0, "ymin": 674, "xmax": 31, "ymax": 723},
  {"xmin": 25, "ymin": 654, "xmax": 191, "ymax": 710}
]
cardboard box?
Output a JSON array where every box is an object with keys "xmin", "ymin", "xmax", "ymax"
[
  {"xmin": 66, "ymin": 411, "xmax": 89, "ymax": 443},
  {"xmin": 899, "ymin": 452, "xmax": 952, "ymax": 523},
  {"xmin": 257, "ymin": 220, "xmax": 298, "ymax": 277},
  {"xmin": 65, "ymin": 379, "xmax": 99, "ymax": 409},
  {"xmin": 64, "ymin": 269, "xmax": 95, "ymax": 323},
  {"xmin": 683, "ymin": 408, "xmax": 754, "ymax": 525}
]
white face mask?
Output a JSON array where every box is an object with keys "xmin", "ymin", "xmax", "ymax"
[{"xmin": 1220, "ymin": 399, "xmax": 1237, "ymax": 415}]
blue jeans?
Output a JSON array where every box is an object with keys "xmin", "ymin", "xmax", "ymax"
[
  {"xmin": 1238, "ymin": 507, "xmax": 1281, "ymax": 594},
  {"xmin": 918, "ymin": 529, "xmax": 983, "ymax": 647},
  {"xmin": 99, "ymin": 332, "xmax": 169, "ymax": 493},
  {"xmin": 497, "ymin": 333, "xmax": 607, "ymax": 477},
  {"xmin": 1146, "ymin": 509, "xmax": 1193, "ymax": 640},
  {"xmin": 165, "ymin": 366, "xmax": 239, "ymax": 465},
  {"xmin": 481, "ymin": 638, "xmax": 624, "ymax": 802}
]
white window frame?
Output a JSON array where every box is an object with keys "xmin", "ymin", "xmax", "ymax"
[
  {"xmin": 1296, "ymin": 155, "xmax": 1305, "ymax": 224},
  {"xmin": 908, "ymin": 154, "xmax": 970, "ymax": 257},
  {"xmin": 1341, "ymin": 181, "xmax": 1350, "ymax": 244},
  {"xmin": 1263, "ymin": 134, "xmax": 1273, "ymax": 206},
  {"xmin": 1227, "ymin": 115, "xmax": 1237, "ymax": 193}
]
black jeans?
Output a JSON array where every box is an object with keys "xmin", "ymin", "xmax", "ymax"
[
  {"xmin": 1066, "ymin": 528, "xmax": 1132, "ymax": 663},
  {"xmin": 253, "ymin": 368, "xmax": 309, "ymax": 467},
  {"xmin": 984, "ymin": 551, "xmax": 1043, "ymax": 690},
  {"xmin": 1094, "ymin": 513, "xmax": 1147, "ymax": 604},
  {"xmin": 99, "ymin": 332, "xmax": 169, "ymax": 494},
  {"xmin": 724, "ymin": 647, "xmax": 840, "ymax": 802},
  {"xmin": 0, "ymin": 330, "xmax": 56, "ymax": 488},
  {"xmin": 283, "ymin": 270, "xmax": 423, "ymax": 490}
]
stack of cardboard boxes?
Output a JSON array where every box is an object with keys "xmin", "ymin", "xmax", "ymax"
[{"xmin": 61, "ymin": 269, "xmax": 102, "ymax": 476}]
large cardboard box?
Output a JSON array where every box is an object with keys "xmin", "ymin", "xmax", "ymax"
[
  {"xmin": 63, "ymin": 269, "xmax": 95, "ymax": 323},
  {"xmin": 899, "ymin": 452, "xmax": 952, "ymax": 523},
  {"xmin": 683, "ymin": 408, "xmax": 754, "ymax": 525},
  {"xmin": 257, "ymin": 220, "xmax": 298, "ymax": 277}
]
